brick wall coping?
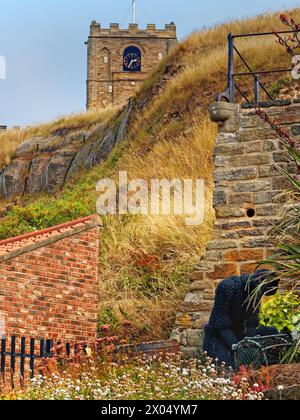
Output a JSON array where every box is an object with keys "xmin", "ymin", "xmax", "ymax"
[{"xmin": 0, "ymin": 215, "xmax": 102, "ymax": 263}]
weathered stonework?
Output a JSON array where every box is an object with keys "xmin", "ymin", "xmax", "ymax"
[
  {"xmin": 172, "ymin": 100, "xmax": 300, "ymax": 357},
  {"xmin": 86, "ymin": 22, "xmax": 177, "ymax": 109}
]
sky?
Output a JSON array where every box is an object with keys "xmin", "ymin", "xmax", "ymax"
[{"xmin": 0, "ymin": 0, "xmax": 298, "ymax": 127}]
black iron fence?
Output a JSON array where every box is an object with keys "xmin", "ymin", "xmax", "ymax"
[
  {"xmin": 219, "ymin": 30, "xmax": 300, "ymax": 104},
  {"xmin": 0, "ymin": 335, "xmax": 179, "ymax": 388},
  {"xmin": 0, "ymin": 336, "xmax": 67, "ymax": 385}
]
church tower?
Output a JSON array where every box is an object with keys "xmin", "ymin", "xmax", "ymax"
[{"xmin": 86, "ymin": 12, "xmax": 177, "ymax": 109}]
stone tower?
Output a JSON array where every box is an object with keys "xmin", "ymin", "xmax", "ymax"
[{"xmin": 86, "ymin": 22, "xmax": 177, "ymax": 109}]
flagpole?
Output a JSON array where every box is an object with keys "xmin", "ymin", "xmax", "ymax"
[{"xmin": 132, "ymin": 0, "xmax": 136, "ymax": 24}]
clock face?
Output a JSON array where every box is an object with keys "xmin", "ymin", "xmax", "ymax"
[{"xmin": 123, "ymin": 52, "xmax": 141, "ymax": 72}]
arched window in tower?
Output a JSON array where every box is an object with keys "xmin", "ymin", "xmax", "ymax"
[{"xmin": 123, "ymin": 46, "xmax": 141, "ymax": 72}]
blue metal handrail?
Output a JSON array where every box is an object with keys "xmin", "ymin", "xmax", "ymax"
[{"xmin": 220, "ymin": 29, "xmax": 300, "ymax": 103}]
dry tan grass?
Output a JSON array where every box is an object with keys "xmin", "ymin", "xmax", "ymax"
[
  {"xmin": 0, "ymin": 130, "xmax": 28, "ymax": 168},
  {"xmin": 99, "ymin": 118, "xmax": 216, "ymax": 338}
]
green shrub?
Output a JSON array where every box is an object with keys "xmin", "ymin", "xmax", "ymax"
[{"xmin": 260, "ymin": 292, "xmax": 300, "ymax": 334}]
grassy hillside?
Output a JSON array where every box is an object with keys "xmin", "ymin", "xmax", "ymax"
[{"xmin": 0, "ymin": 9, "xmax": 299, "ymax": 339}]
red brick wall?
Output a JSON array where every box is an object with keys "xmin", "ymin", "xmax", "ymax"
[{"xmin": 0, "ymin": 224, "xmax": 100, "ymax": 342}]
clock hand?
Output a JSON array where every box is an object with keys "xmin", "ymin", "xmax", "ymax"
[{"xmin": 130, "ymin": 59, "xmax": 138, "ymax": 68}]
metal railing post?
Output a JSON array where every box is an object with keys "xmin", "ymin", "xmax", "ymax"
[
  {"xmin": 228, "ymin": 33, "xmax": 235, "ymax": 102},
  {"xmin": 254, "ymin": 74, "xmax": 260, "ymax": 103}
]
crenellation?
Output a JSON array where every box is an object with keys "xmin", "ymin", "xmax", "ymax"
[
  {"xmin": 110, "ymin": 23, "xmax": 120, "ymax": 33},
  {"xmin": 147, "ymin": 23, "xmax": 156, "ymax": 32},
  {"xmin": 88, "ymin": 23, "xmax": 177, "ymax": 38}
]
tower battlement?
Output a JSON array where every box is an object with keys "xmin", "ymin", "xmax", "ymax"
[{"xmin": 89, "ymin": 21, "xmax": 177, "ymax": 39}]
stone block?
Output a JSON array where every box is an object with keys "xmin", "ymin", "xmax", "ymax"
[
  {"xmin": 262, "ymin": 140, "xmax": 279, "ymax": 152},
  {"xmin": 215, "ymin": 144, "xmax": 245, "ymax": 155},
  {"xmin": 242, "ymin": 238, "xmax": 274, "ymax": 249},
  {"xmin": 221, "ymin": 229, "xmax": 265, "ymax": 240},
  {"xmin": 221, "ymin": 221, "xmax": 251, "ymax": 230},
  {"xmin": 246, "ymin": 141, "xmax": 262, "ymax": 153},
  {"xmin": 273, "ymin": 152, "xmax": 291, "ymax": 163},
  {"xmin": 232, "ymin": 181, "xmax": 271, "ymax": 193},
  {"xmin": 252, "ymin": 219, "xmax": 280, "ymax": 228},
  {"xmin": 190, "ymin": 271, "xmax": 205, "ymax": 282},
  {"xmin": 254, "ymin": 192, "xmax": 276, "ymax": 205},
  {"xmin": 224, "ymin": 249, "xmax": 264, "ymax": 262},
  {"xmin": 215, "ymin": 133, "xmax": 237, "ymax": 144},
  {"xmin": 186, "ymin": 329, "xmax": 204, "ymax": 348},
  {"xmin": 195, "ymin": 263, "xmax": 214, "ymax": 272},
  {"xmin": 213, "ymin": 189, "xmax": 227, "ymax": 206},
  {"xmin": 229, "ymin": 193, "xmax": 253, "ymax": 205},
  {"xmin": 216, "ymin": 207, "xmax": 245, "ymax": 218},
  {"xmin": 256, "ymin": 205, "xmax": 279, "ymax": 216},
  {"xmin": 238, "ymin": 128, "xmax": 279, "ymax": 142},
  {"xmin": 241, "ymin": 262, "xmax": 270, "ymax": 274},
  {"xmin": 272, "ymin": 177, "xmax": 294, "ymax": 190},
  {"xmin": 265, "ymin": 248, "xmax": 276, "ymax": 257},
  {"xmin": 203, "ymin": 292, "xmax": 215, "ymax": 300},
  {"xmin": 190, "ymin": 281, "xmax": 213, "ymax": 292},
  {"xmin": 215, "ymin": 167, "xmax": 258, "ymax": 181},
  {"xmin": 259, "ymin": 164, "xmax": 285, "ymax": 178},
  {"xmin": 215, "ymin": 154, "xmax": 271, "ymax": 168},
  {"xmin": 184, "ymin": 291, "xmax": 203, "ymax": 305},
  {"xmin": 287, "ymin": 163, "xmax": 299, "ymax": 174},
  {"xmin": 207, "ymin": 240, "xmax": 238, "ymax": 250},
  {"xmin": 45, "ymin": 149, "xmax": 77, "ymax": 193},
  {"xmin": 206, "ymin": 263, "xmax": 238, "ymax": 280},
  {"xmin": 204, "ymin": 251, "xmax": 224, "ymax": 261},
  {"xmin": 240, "ymin": 116, "xmax": 260, "ymax": 129},
  {"xmin": 215, "ymin": 181, "xmax": 230, "ymax": 188}
]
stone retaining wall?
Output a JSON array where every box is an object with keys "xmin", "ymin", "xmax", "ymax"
[{"xmin": 172, "ymin": 100, "xmax": 300, "ymax": 357}]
